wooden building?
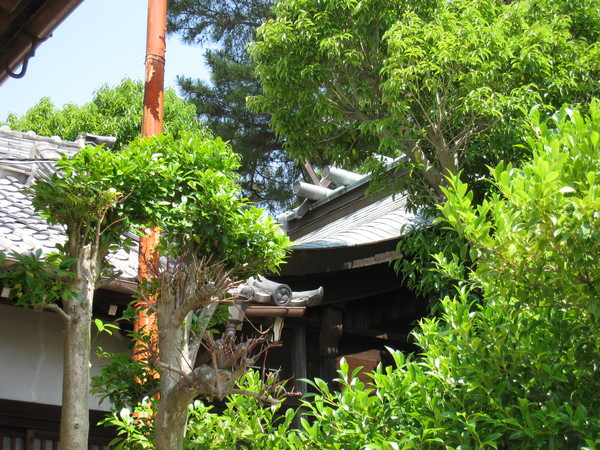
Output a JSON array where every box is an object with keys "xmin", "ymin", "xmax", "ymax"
[{"xmin": 253, "ymin": 164, "xmax": 429, "ymax": 391}]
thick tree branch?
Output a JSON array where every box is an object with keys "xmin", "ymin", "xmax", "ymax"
[{"xmin": 171, "ymin": 258, "xmax": 236, "ymax": 326}]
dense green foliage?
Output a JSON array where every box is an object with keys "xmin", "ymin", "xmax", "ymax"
[
  {"xmin": 103, "ymin": 370, "xmax": 296, "ymax": 449},
  {"xmin": 102, "ymin": 102, "xmax": 600, "ymax": 448},
  {"xmin": 250, "ymin": 0, "xmax": 599, "ymax": 212},
  {"xmin": 393, "ymin": 224, "xmax": 467, "ymax": 308},
  {"xmin": 121, "ymin": 133, "xmax": 291, "ymax": 272},
  {"xmin": 286, "ymin": 102, "xmax": 600, "ymax": 448},
  {"xmin": 0, "ymin": 250, "xmax": 77, "ymax": 309},
  {"xmin": 4, "ymin": 130, "xmax": 289, "ymax": 281},
  {"xmin": 168, "ymin": 0, "xmax": 300, "ymax": 212},
  {"xmin": 2, "ymin": 79, "xmax": 201, "ymax": 150},
  {"xmin": 23, "ymin": 128, "xmax": 290, "ymax": 293}
]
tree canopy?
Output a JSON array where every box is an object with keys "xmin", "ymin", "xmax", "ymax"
[
  {"xmin": 167, "ymin": 0, "xmax": 300, "ymax": 212},
  {"xmin": 250, "ymin": 0, "xmax": 600, "ymax": 212},
  {"xmin": 2, "ymin": 78, "xmax": 202, "ymax": 150}
]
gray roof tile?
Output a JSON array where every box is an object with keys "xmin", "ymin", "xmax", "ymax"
[
  {"xmin": 0, "ymin": 129, "xmax": 138, "ymax": 281},
  {"xmin": 292, "ymin": 194, "xmax": 421, "ymax": 249}
]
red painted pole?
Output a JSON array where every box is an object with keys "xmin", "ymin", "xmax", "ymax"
[
  {"xmin": 135, "ymin": 0, "xmax": 167, "ymax": 359},
  {"xmin": 141, "ymin": 0, "xmax": 167, "ymax": 138}
]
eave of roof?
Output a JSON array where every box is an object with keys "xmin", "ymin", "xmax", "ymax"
[
  {"xmin": 276, "ymin": 161, "xmax": 426, "ymax": 276},
  {"xmin": 0, "ymin": 0, "xmax": 84, "ymax": 85},
  {"xmin": 279, "ymin": 237, "xmax": 401, "ymax": 277}
]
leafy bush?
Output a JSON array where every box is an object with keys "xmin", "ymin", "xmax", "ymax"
[
  {"xmin": 288, "ymin": 102, "xmax": 600, "ymax": 448},
  {"xmin": 102, "ymin": 370, "xmax": 295, "ymax": 449}
]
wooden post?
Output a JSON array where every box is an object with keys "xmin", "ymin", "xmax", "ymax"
[
  {"xmin": 134, "ymin": 0, "xmax": 166, "ymax": 360},
  {"xmin": 141, "ymin": 0, "xmax": 166, "ymax": 138},
  {"xmin": 292, "ymin": 323, "xmax": 307, "ymax": 395},
  {"xmin": 319, "ymin": 308, "xmax": 343, "ymax": 385},
  {"xmin": 292, "ymin": 323, "xmax": 307, "ymax": 430}
]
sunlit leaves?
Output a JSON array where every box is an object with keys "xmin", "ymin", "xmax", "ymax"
[
  {"xmin": 0, "ymin": 250, "xmax": 78, "ymax": 308},
  {"xmin": 251, "ymin": 0, "xmax": 599, "ymax": 213},
  {"xmin": 2, "ymin": 79, "xmax": 202, "ymax": 150},
  {"xmin": 122, "ymin": 133, "xmax": 292, "ymax": 277}
]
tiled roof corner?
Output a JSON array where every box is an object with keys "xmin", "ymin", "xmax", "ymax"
[
  {"xmin": 0, "ymin": 126, "xmax": 81, "ymax": 186},
  {"xmin": 0, "ymin": 130, "xmax": 138, "ymax": 282},
  {"xmin": 278, "ymin": 159, "xmax": 424, "ymax": 249}
]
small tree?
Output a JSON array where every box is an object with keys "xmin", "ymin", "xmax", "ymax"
[
  {"xmin": 0, "ymin": 131, "xmax": 289, "ymax": 449},
  {"xmin": 122, "ymin": 133, "xmax": 291, "ymax": 449},
  {"xmin": 0, "ymin": 144, "xmax": 156, "ymax": 448}
]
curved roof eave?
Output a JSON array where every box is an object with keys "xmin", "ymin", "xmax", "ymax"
[{"xmin": 280, "ymin": 236, "xmax": 402, "ymax": 277}]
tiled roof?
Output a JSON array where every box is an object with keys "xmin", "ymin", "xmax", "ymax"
[
  {"xmin": 0, "ymin": 125, "xmax": 82, "ymax": 185},
  {"xmin": 0, "ymin": 127, "xmax": 138, "ymax": 281},
  {"xmin": 278, "ymin": 162, "xmax": 424, "ymax": 250},
  {"xmin": 0, "ymin": 176, "xmax": 65, "ymax": 256},
  {"xmin": 293, "ymin": 193, "xmax": 419, "ymax": 249}
]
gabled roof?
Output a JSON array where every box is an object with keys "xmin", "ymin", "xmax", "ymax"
[{"xmin": 0, "ymin": 126, "xmax": 137, "ymax": 281}]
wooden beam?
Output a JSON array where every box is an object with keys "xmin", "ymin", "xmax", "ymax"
[
  {"xmin": 0, "ymin": 0, "xmax": 20, "ymax": 14},
  {"xmin": 302, "ymin": 161, "xmax": 320, "ymax": 186}
]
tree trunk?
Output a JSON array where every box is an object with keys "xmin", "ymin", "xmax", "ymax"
[
  {"xmin": 60, "ymin": 278, "xmax": 94, "ymax": 449},
  {"xmin": 154, "ymin": 289, "xmax": 195, "ymax": 450},
  {"xmin": 154, "ymin": 387, "xmax": 195, "ymax": 450},
  {"xmin": 59, "ymin": 241, "xmax": 101, "ymax": 449}
]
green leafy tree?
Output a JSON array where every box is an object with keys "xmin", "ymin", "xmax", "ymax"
[
  {"xmin": 278, "ymin": 102, "xmax": 600, "ymax": 448},
  {"xmin": 95, "ymin": 101, "xmax": 600, "ymax": 448},
  {"xmin": 0, "ymin": 143, "xmax": 156, "ymax": 448},
  {"xmin": 250, "ymin": 0, "xmax": 599, "ymax": 212},
  {"xmin": 250, "ymin": 0, "xmax": 599, "ymax": 304},
  {"xmin": 0, "ymin": 131, "xmax": 290, "ymax": 449},
  {"xmin": 124, "ymin": 133, "xmax": 290, "ymax": 449},
  {"xmin": 167, "ymin": 0, "xmax": 301, "ymax": 212},
  {"xmin": 2, "ymin": 78, "xmax": 201, "ymax": 150}
]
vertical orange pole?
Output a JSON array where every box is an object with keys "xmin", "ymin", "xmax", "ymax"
[
  {"xmin": 135, "ymin": 0, "xmax": 167, "ymax": 357},
  {"xmin": 141, "ymin": 0, "xmax": 167, "ymax": 138}
]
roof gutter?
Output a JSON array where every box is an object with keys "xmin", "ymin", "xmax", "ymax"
[{"xmin": 0, "ymin": 0, "xmax": 84, "ymax": 84}]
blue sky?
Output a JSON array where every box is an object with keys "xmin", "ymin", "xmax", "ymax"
[{"xmin": 0, "ymin": 0, "xmax": 209, "ymax": 120}]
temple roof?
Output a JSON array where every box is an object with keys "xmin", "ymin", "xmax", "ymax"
[
  {"xmin": 292, "ymin": 193, "xmax": 417, "ymax": 249},
  {"xmin": 275, "ymin": 162, "xmax": 425, "ymax": 275}
]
